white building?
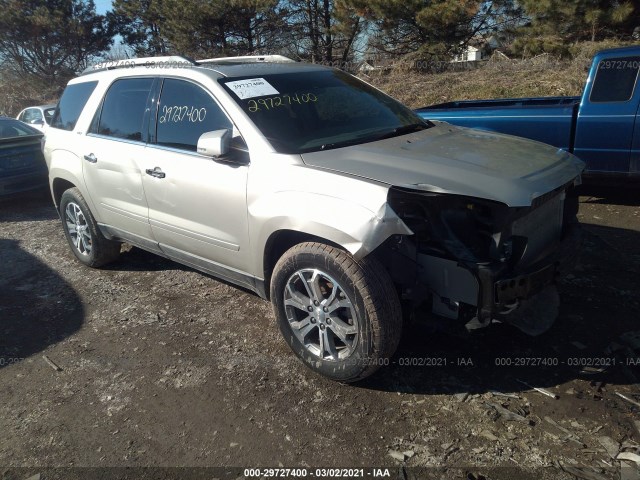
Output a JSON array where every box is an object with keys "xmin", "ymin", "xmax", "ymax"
[{"xmin": 452, "ymin": 35, "xmax": 502, "ymax": 63}]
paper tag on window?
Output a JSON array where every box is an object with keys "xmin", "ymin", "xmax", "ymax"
[{"xmin": 226, "ymin": 78, "xmax": 279, "ymax": 99}]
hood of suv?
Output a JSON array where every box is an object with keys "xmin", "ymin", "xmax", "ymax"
[{"xmin": 300, "ymin": 123, "xmax": 584, "ymax": 207}]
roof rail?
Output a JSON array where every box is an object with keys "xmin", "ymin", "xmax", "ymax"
[
  {"xmin": 197, "ymin": 55, "xmax": 296, "ymax": 65},
  {"xmin": 81, "ymin": 56, "xmax": 197, "ymax": 75}
]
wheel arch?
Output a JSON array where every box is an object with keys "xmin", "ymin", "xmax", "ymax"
[
  {"xmin": 47, "ymin": 147, "xmax": 95, "ymax": 214},
  {"xmin": 52, "ymin": 177, "xmax": 76, "ymax": 210},
  {"xmin": 252, "ymin": 193, "xmax": 413, "ymax": 296},
  {"xmin": 262, "ymin": 229, "xmax": 344, "ymax": 300}
]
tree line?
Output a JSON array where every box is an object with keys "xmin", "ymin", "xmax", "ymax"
[{"xmin": 0, "ymin": 0, "xmax": 638, "ymax": 113}]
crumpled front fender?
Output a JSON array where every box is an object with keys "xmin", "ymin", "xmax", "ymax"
[{"xmin": 250, "ymin": 190, "xmax": 413, "ymax": 276}]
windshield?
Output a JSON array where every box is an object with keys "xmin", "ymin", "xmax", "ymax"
[{"xmin": 220, "ymin": 69, "xmax": 432, "ymax": 153}]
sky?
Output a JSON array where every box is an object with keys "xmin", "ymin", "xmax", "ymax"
[
  {"xmin": 94, "ymin": 0, "xmax": 112, "ymax": 14},
  {"xmin": 93, "ymin": 0, "xmax": 128, "ymax": 54}
]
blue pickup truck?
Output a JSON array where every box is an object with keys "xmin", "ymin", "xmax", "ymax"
[{"xmin": 416, "ymin": 45, "xmax": 640, "ymax": 180}]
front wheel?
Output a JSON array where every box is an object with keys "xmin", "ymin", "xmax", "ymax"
[
  {"xmin": 270, "ymin": 242, "xmax": 402, "ymax": 382},
  {"xmin": 59, "ymin": 187, "xmax": 120, "ymax": 268}
]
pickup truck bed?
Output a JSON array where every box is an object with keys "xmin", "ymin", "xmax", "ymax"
[{"xmin": 417, "ymin": 97, "xmax": 580, "ymax": 153}]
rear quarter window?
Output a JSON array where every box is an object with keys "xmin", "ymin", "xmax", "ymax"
[
  {"xmin": 590, "ymin": 56, "xmax": 640, "ymax": 103},
  {"xmin": 50, "ymin": 81, "xmax": 98, "ymax": 131}
]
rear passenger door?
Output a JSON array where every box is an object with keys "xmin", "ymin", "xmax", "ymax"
[
  {"xmin": 83, "ymin": 77, "xmax": 157, "ymax": 244},
  {"xmin": 140, "ymin": 78, "xmax": 251, "ymax": 282}
]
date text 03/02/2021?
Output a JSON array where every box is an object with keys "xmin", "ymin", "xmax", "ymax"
[{"xmin": 243, "ymin": 468, "xmax": 392, "ymax": 478}]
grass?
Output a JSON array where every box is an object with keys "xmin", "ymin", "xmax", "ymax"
[{"xmin": 359, "ymin": 39, "xmax": 637, "ymax": 109}]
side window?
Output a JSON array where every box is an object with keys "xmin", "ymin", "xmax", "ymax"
[
  {"xmin": 51, "ymin": 81, "xmax": 98, "ymax": 131},
  {"xmin": 17, "ymin": 110, "xmax": 26, "ymax": 122},
  {"xmin": 95, "ymin": 78, "xmax": 154, "ymax": 141},
  {"xmin": 591, "ymin": 56, "xmax": 640, "ymax": 103},
  {"xmin": 30, "ymin": 109, "xmax": 43, "ymax": 122},
  {"xmin": 43, "ymin": 108, "xmax": 56, "ymax": 125},
  {"xmin": 156, "ymin": 79, "xmax": 232, "ymax": 152},
  {"xmin": 23, "ymin": 109, "xmax": 40, "ymax": 123}
]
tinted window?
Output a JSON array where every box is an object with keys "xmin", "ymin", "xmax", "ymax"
[
  {"xmin": 96, "ymin": 78, "xmax": 154, "ymax": 141},
  {"xmin": 156, "ymin": 79, "xmax": 232, "ymax": 152},
  {"xmin": 21, "ymin": 109, "xmax": 40, "ymax": 123},
  {"xmin": 591, "ymin": 56, "xmax": 640, "ymax": 103},
  {"xmin": 0, "ymin": 119, "xmax": 41, "ymax": 138},
  {"xmin": 43, "ymin": 108, "xmax": 56, "ymax": 124},
  {"xmin": 51, "ymin": 81, "xmax": 98, "ymax": 131},
  {"xmin": 29, "ymin": 109, "xmax": 43, "ymax": 122}
]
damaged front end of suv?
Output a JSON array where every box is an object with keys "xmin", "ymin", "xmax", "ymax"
[
  {"xmin": 300, "ymin": 121, "xmax": 585, "ymax": 337},
  {"xmin": 377, "ymin": 182, "xmax": 581, "ymax": 336}
]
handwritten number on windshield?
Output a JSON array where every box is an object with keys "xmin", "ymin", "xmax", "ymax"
[{"xmin": 248, "ymin": 93, "xmax": 318, "ymax": 113}]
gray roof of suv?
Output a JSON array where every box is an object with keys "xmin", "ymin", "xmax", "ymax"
[{"xmin": 198, "ymin": 61, "xmax": 331, "ymax": 78}]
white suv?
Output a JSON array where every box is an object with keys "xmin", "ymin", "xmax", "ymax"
[{"xmin": 44, "ymin": 56, "xmax": 584, "ymax": 382}]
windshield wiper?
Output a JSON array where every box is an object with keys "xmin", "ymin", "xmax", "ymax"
[
  {"xmin": 375, "ymin": 122, "xmax": 431, "ymax": 141},
  {"xmin": 319, "ymin": 138, "xmax": 369, "ymax": 151},
  {"xmin": 315, "ymin": 122, "xmax": 432, "ymax": 152}
]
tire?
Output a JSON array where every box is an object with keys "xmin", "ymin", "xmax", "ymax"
[
  {"xmin": 59, "ymin": 187, "xmax": 120, "ymax": 268},
  {"xmin": 270, "ymin": 242, "xmax": 402, "ymax": 383}
]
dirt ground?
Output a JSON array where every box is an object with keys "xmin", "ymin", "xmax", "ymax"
[{"xmin": 1, "ymin": 185, "xmax": 639, "ymax": 480}]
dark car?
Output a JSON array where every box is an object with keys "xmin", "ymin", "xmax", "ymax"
[{"xmin": 0, "ymin": 117, "xmax": 47, "ymax": 196}]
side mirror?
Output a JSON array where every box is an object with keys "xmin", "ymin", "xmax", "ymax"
[{"xmin": 197, "ymin": 129, "xmax": 230, "ymax": 158}]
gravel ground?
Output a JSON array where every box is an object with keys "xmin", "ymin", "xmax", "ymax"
[{"xmin": 0, "ymin": 186, "xmax": 639, "ymax": 480}]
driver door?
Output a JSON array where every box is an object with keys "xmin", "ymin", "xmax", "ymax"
[{"xmin": 140, "ymin": 78, "xmax": 252, "ymax": 281}]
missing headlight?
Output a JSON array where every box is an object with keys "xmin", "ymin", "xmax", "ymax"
[{"xmin": 387, "ymin": 187, "xmax": 514, "ymax": 264}]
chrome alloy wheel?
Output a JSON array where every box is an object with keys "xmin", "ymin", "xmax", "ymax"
[
  {"xmin": 284, "ymin": 269, "xmax": 359, "ymax": 361},
  {"xmin": 64, "ymin": 202, "xmax": 92, "ymax": 256}
]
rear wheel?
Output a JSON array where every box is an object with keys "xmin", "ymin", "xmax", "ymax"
[
  {"xmin": 60, "ymin": 188, "xmax": 120, "ymax": 267},
  {"xmin": 271, "ymin": 242, "xmax": 402, "ymax": 382}
]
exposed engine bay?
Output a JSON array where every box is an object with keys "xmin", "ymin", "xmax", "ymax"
[{"xmin": 378, "ymin": 183, "xmax": 581, "ymax": 335}]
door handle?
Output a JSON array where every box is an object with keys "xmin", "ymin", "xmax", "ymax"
[
  {"xmin": 83, "ymin": 153, "xmax": 97, "ymax": 163},
  {"xmin": 145, "ymin": 167, "xmax": 166, "ymax": 179}
]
